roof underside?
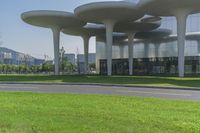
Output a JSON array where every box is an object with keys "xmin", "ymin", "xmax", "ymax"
[
  {"xmin": 139, "ymin": 0, "xmax": 200, "ymax": 16},
  {"xmin": 22, "ymin": 10, "xmax": 86, "ymax": 28},
  {"xmin": 74, "ymin": 1, "xmax": 144, "ymax": 23}
]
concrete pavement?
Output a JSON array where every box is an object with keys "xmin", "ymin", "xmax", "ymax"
[{"xmin": 0, "ymin": 84, "xmax": 200, "ymax": 101}]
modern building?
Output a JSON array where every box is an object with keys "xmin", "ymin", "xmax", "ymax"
[
  {"xmin": 96, "ymin": 15, "xmax": 200, "ymax": 76},
  {"xmin": 77, "ymin": 53, "xmax": 96, "ymax": 74},
  {"xmin": 64, "ymin": 53, "xmax": 76, "ymax": 65},
  {"xmin": 21, "ymin": 0, "xmax": 200, "ymax": 77}
]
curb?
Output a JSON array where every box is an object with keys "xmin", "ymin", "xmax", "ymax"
[{"xmin": 0, "ymin": 82, "xmax": 199, "ymax": 91}]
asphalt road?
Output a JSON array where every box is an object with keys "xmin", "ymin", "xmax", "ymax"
[{"xmin": 0, "ymin": 84, "xmax": 200, "ymax": 101}]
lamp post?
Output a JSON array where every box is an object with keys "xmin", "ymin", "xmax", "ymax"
[{"xmin": 60, "ymin": 46, "xmax": 65, "ymax": 75}]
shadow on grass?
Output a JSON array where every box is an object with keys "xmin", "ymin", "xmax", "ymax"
[{"xmin": 0, "ymin": 75, "xmax": 200, "ymax": 88}]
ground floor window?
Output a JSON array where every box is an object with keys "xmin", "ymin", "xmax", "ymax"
[{"xmin": 99, "ymin": 56, "xmax": 200, "ymax": 75}]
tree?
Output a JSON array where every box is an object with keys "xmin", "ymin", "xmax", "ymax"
[
  {"xmin": 89, "ymin": 63, "xmax": 96, "ymax": 72},
  {"xmin": 0, "ymin": 64, "xmax": 3, "ymax": 73},
  {"xmin": 62, "ymin": 59, "xmax": 76, "ymax": 74},
  {"xmin": 42, "ymin": 62, "xmax": 53, "ymax": 74}
]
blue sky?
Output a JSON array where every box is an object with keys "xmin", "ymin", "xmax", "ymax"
[{"xmin": 0, "ymin": 0, "xmax": 137, "ymax": 59}]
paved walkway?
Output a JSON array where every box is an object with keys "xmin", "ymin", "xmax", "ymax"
[{"xmin": 0, "ymin": 84, "xmax": 200, "ymax": 101}]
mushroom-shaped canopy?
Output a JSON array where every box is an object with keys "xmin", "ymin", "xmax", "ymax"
[
  {"xmin": 138, "ymin": 0, "xmax": 200, "ymax": 78},
  {"xmin": 74, "ymin": 1, "xmax": 144, "ymax": 23},
  {"xmin": 141, "ymin": 16, "xmax": 162, "ymax": 23},
  {"xmin": 138, "ymin": 0, "xmax": 200, "ymax": 16},
  {"xmin": 135, "ymin": 29, "xmax": 172, "ymax": 40},
  {"xmin": 21, "ymin": 10, "xmax": 86, "ymax": 29},
  {"xmin": 163, "ymin": 32, "xmax": 200, "ymax": 42},
  {"xmin": 114, "ymin": 17, "xmax": 161, "ymax": 33},
  {"xmin": 62, "ymin": 23, "xmax": 105, "ymax": 37},
  {"xmin": 186, "ymin": 32, "xmax": 200, "ymax": 40},
  {"xmin": 97, "ymin": 32, "xmax": 127, "ymax": 43}
]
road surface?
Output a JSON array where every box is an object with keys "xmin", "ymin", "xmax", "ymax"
[{"xmin": 0, "ymin": 84, "xmax": 199, "ymax": 101}]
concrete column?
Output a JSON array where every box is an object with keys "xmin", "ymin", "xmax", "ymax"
[
  {"xmin": 128, "ymin": 33, "xmax": 135, "ymax": 75},
  {"xmin": 104, "ymin": 20, "xmax": 115, "ymax": 76},
  {"xmin": 197, "ymin": 40, "xmax": 200, "ymax": 54},
  {"xmin": 155, "ymin": 43, "xmax": 160, "ymax": 57},
  {"xmin": 175, "ymin": 11, "xmax": 188, "ymax": 77},
  {"xmin": 119, "ymin": 45, "xmax": 124, "ymax": 58},
  {"xmin": 144, "ymin": 42, "xmax": 149, "ymax": 58},
  {"xmin": 83, "ymin": 36, "xmax": 90, "ymax": 74},
  {"xmin": 51, "ymin": 27, "xmax": 60, "ymax": 75}
]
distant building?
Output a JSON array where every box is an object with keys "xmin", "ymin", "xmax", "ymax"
[
  {"xmin": 0, "ymin": 47, "xmax": 45, "ymax": 65},
  {"xmin": 77, "ymin": 53, "xmax": 96, "ymax": 74},
  {"xmin": 44, "ymin": 60, "xmax": 54, "ymax": 65},
  {"xmin": 64, "ymin": 53, "xmax": 76, "ymax": 65},
  {"xmin": 34, "ymin": 58, "xmax": 45, "ymax": 65}
]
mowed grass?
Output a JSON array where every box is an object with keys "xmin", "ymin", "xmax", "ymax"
[
  {"xmin": 0, "ymin": 92, "xmax": 200, "ymax": 133},
  {"xmin": 0, "ymin": 74, "xmax": 200, "ymax": 88}
]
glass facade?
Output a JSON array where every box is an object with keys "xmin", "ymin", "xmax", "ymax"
[
  {"xmin": 100, "ymin": 56, "xmax": 200, "ymax": 75},
  {"xmin": 96, "ymin": 13, "xmax": 200, "ymax": 75}
]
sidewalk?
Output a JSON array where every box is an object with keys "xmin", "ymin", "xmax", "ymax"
[{"xmin": 0, "ymin": 82, "xmax": 199, "ymax": 91}]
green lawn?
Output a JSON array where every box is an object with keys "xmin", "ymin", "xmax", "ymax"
[
  {"xmin": 0, "ymin": 92, "xmax": 200, "ymax": 133},
  {"xmin": 0, "ymin": 74, "xmax": 200, "ymax": 88}
]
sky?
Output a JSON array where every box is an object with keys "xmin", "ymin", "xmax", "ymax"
[{"xmin": 0, "ymin": 0, "xmax": 138, "ymax": 59}]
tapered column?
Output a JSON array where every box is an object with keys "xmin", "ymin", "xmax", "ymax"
[
  {"xmin": 83, "ymin": 36, "xmax": 90, "ymax": 74},
  {"xmin": 104, "ymin": 20, "xmax": 115, "ymax": 76},
  {"xmin": 155, "ymin": 43, "xmax": 160, "ymax": 57},
  {"xmin": 175, "ymin": 11, "xmax": 188, "ymax": 77},
  {"xmin": 52, "ymin": 27, "xmax": 60, "ymax": 75},
  {"xmin": 119, "ymin": 45, "xmax": 124, "ymax": 58},
  {"xmin": 144, "ymin": 42, "xmax": 149, "ymax": 58},
  {"xmin": 197, "ymin": 40, "xmax": 200, "ymax": 54},
  {"xmin": 128, "ymin": 33, "xmax": 135, "ymax": 75}
]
